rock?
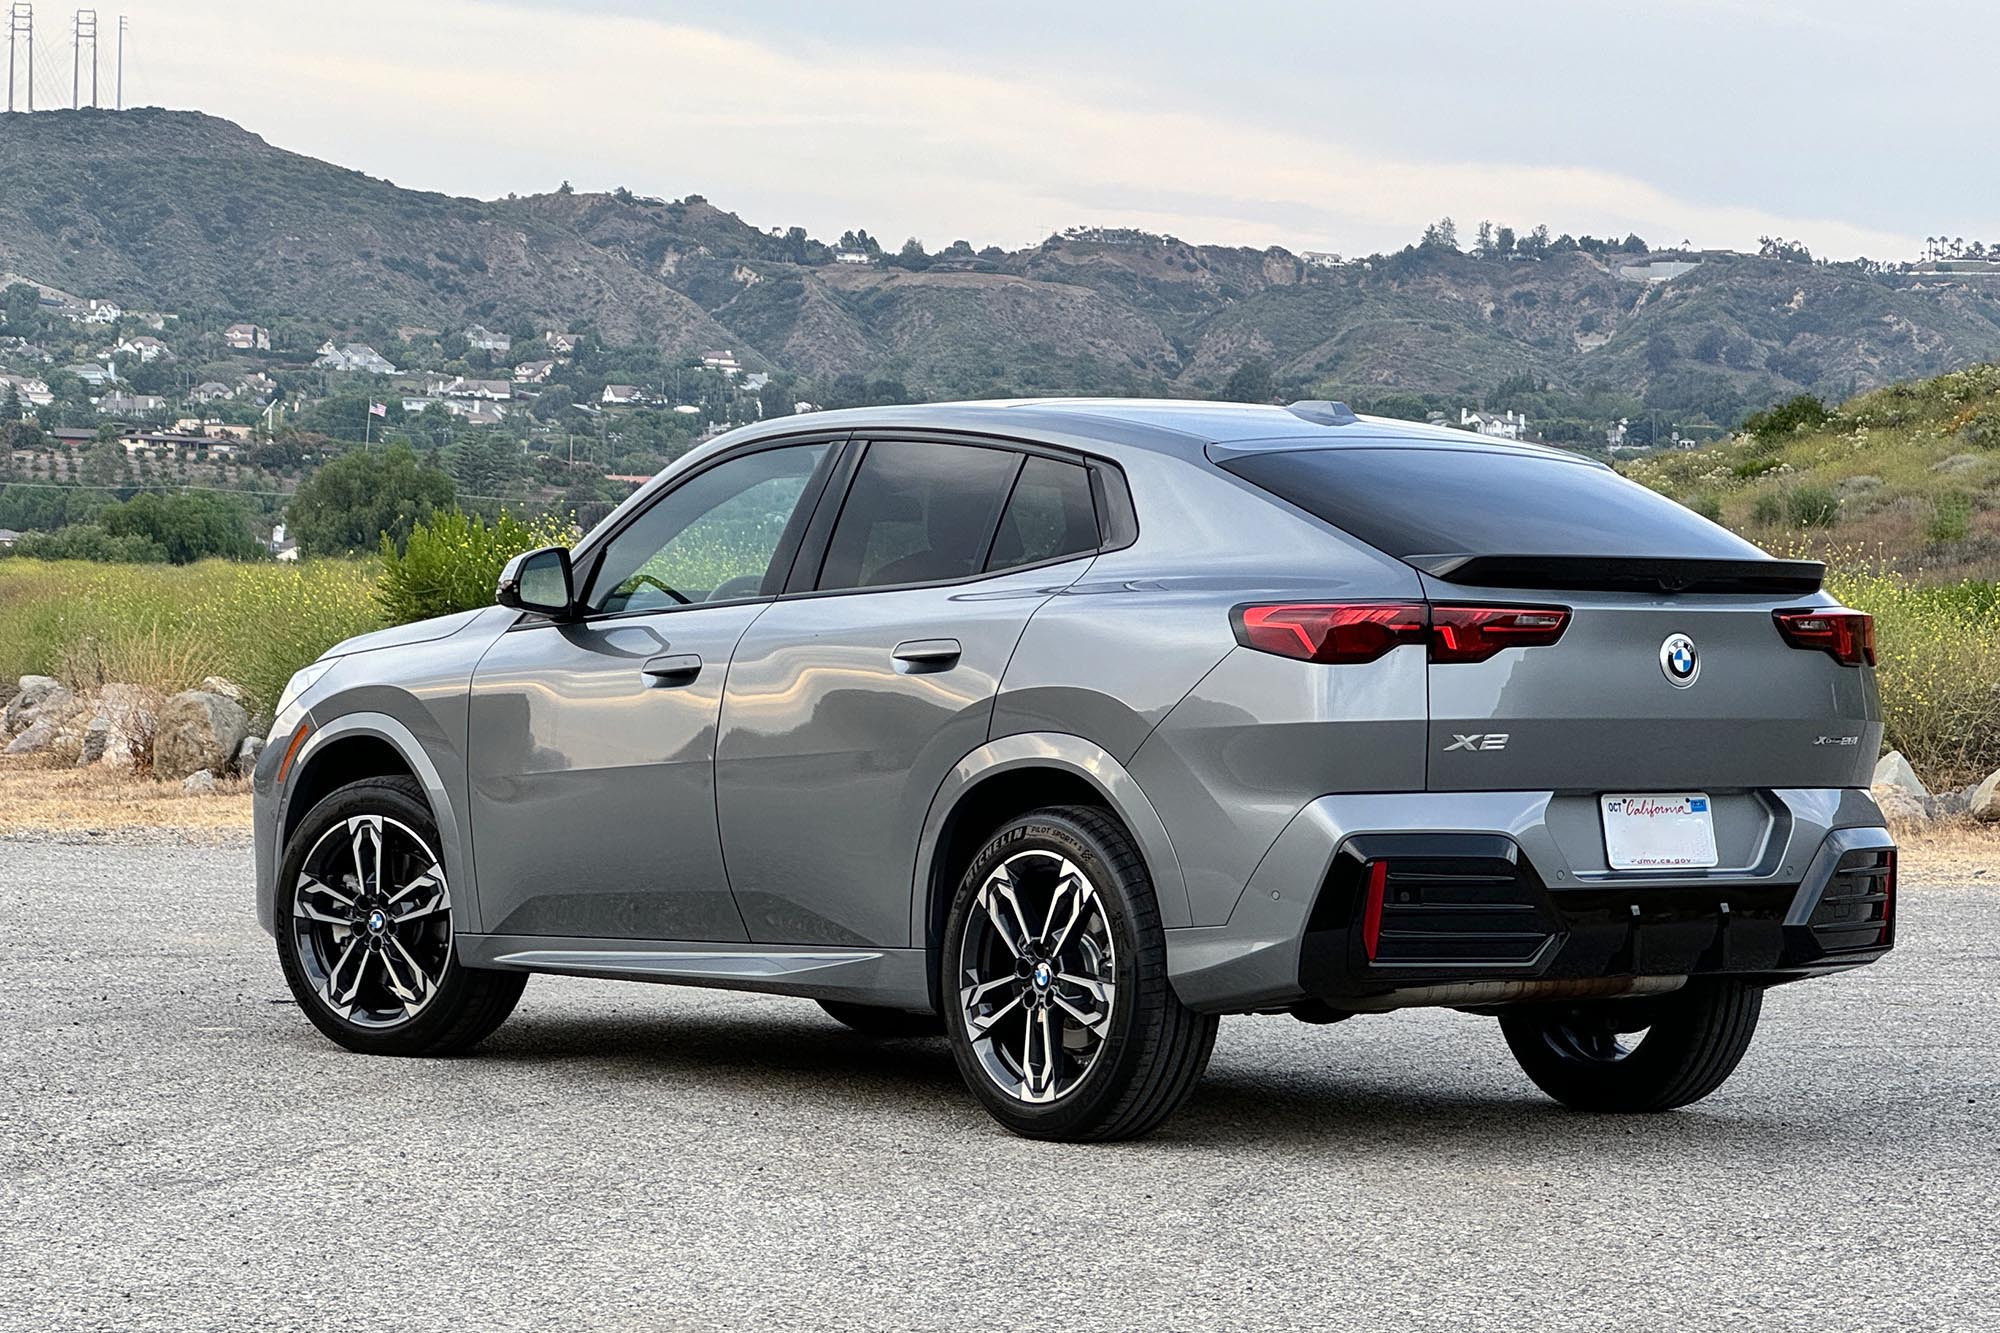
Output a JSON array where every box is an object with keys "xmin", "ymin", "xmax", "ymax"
[
  {"xmin": 1871, "ymin": 751, "xmax": 1929, "ymax": 802},
  {"xmin": 1935, "ymin": 784, "xmax": 1977, "ymax": 818},
  {"xmin": 1871, "ymin": 787, "xmax": 1930, "ymax": 823},
  {"xmin": 3, "ymin": 676, "xmax": 74, "ymax": 737},
  {"xmin": 180, "ymin": 770, "xmax": 218, "ymax": 795},
  {"xmin": 233, "ymin": 735, "xmax": 265, "ymax": 778},
  {"xmin": 4, "ymin": 714, "xmax": 61, "ymax": 755},
  {"xmin": 1971, "ymin": 770, "xmax": 2000, "ymax": 823},
  {"xmin": 153, "ymin": 689, "xmax": 250, "ymax": 781},
  {"xmin": 198, "ymin": 676, "xmax": 244, "ymax": 702},
  {"xmin": 75, "ymin": 684, "xmax": 154, "ymax": 769}
]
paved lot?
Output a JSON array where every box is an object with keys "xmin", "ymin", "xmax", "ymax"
[{"xmin": 2, "ymin": 840, "xmax": 1995, "ymax": 1331}]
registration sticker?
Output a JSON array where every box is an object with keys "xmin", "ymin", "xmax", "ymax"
[{"xmin": 1600, "ymin": 793, "xmax": 1719, "ymax": 870}]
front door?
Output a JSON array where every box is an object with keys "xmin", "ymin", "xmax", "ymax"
[
  {"xmin": 467, "ymin": 439, "xmax": 837, "ymax": 940},
  {"xmin": 716, "ymin": 438, "xmax": 1104, "ymax": 947}
]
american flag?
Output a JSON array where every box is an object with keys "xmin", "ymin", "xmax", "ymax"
[{"xmin": 368, "ymin": 401, "xmax": 388, "ymax": 418}]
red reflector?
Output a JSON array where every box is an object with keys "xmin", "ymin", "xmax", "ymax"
[
  {"xmin": 1774, "ymin": 608, "xmax": 1876, "ymax": 666},
  {"xmin": 1361, "ymin": 860, "xmax": 1388, "ymax": 961},
  {"xmin": 1428, "ymin": 605, "xmax": 1571, "ymax": 663},
  {"xmin": 1233, "ymin": 602, "xmax": 1427, "ymax": 664},
  {"xmin": 1880, "ymin": 850, "xmax": 1897, "ymax": 946}
]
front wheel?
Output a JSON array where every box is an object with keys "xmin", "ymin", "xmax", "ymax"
[
  {"xmin": 942, "ymin": 805, "xmax": 1217, "ymax": 1142},
  {"xmin": 275, "ymin": 776, "xmax": 525, "ymax": 1056},
  {"xmin": 1498, "ymin": 981, "xmax": 1764, "ymax": 1113}
]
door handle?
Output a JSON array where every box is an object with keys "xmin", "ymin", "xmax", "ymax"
[
  {"xmin": 641, "ymin": 652, "xmax": 703, "ymax": 685},
  {"xmin": 892, "ymin": 638, "xmax": 962, "ymax": 672}
]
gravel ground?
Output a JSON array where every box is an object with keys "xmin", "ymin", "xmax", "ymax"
[{"xmin": 2, "ymin": 842, "xmax": 1995, "ymax": 1331}]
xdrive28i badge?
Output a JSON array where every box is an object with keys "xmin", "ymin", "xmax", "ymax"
[{"xmin": 1659, "ymin": 633, "xmax": 1700, "ymax": 687}]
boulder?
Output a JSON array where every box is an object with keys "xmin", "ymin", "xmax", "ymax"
[
  {"xmin": 75, "ymin": 684, "xmax": 154, "ymax": 769},
  {"xmin": 153, "ymin": 689, "xmax": 250, "ymax": 781},
  {"xmin": 1971, "ymin": 770, "xmax": 2000, "ymax": 823},
  {"xmin": 3, "ymin": 676, "xmax": 74, "ymax": 738},
  {"xmin": 3, "ymin": 714, "xmax": 62, "ymax": 755},
  {"xmin": 199, "ymin": 676, "xmax": 244, "ymax": 702},
  {"xmin": 1871, "ymin": 787, "xmax": 1929, "ymax": 823},
  {"xmin": 1871, "ymin": 751, "xmax": 1929, "ymax": 802},
  {"xmin": 233, "ymin": 735, "xmax": 265, "ymax": 778},
  {"xmin": 181, "ymin": 770, "xmax": 218, "ymax": 795},
  {"xmin": 1935, "ymin": 784, "xmax": 1977, "ymax": 818}
]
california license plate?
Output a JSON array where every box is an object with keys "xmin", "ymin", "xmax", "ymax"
[{"xmin": 1600, "ymin": 793, "xmax": 1719, "ymax": 870}]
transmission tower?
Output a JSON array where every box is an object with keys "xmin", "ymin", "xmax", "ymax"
[
  {"xmin": 114, "ymin": 11, "xmax": 122, "ymax": 108},
  {"xmin": 5, "ymin": 3, "xmax": 31, "ymax": 113},
  {"xmin": 72, "ymin": 7, "xmax": 94, "ymax": 109}
]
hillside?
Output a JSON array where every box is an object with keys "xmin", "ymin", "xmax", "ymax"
[{"xmin": 7, "ymin": 109, "xmax": 2000, "ymax": 425}]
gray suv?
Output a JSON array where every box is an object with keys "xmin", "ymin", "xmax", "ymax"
[{"xmin": 253, "ymin": 399, "xmax": 1896, "ymax": 1141}]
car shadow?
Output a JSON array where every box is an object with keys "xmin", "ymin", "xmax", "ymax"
[{"xmin": 470, "ymin": 1002, "xmax": 1802, "ymax": 1156}]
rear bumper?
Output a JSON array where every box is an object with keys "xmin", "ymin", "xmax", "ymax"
[{"xmin": 1164, "ymin": 788, "xmax": 1894, "ymax": 1014}]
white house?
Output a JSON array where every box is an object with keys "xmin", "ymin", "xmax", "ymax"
[
  {"xmin": 833, "ymin": 250, "xmax": 872, "ymax": 265},
  {"xmin": 269, "ymin": 523, "xmax": 299, "ymax": 562},
  {"xmin": 224, "ymin": 323, "xmax": 270, "ymax": 351},
  {"xmin": 1300, "ymin": 251, "xmax": 1345, "ymax": 268},
  {"xmin": 0, "ymin": 373, "xmax": 53, "ymax": 407},
  {"xmin": 673, "ymin": 403, "xmax": 701, "ymax": 415},
  {"xmin": 602, "ymin": 384, "xmax": 646, "ymax": 406},
  {"xmin": 701, "ymin": 349, "xmax": 741, "ymax": 376},
  {"xmin": 96, "ymin": 393, "xmax": 169, "ymax": 417},
  {"xmin": 66, "ymin": 362, "xmax": 119, "ymax": 388},
  {"xmin": 739, "ymin": 372, "xmax": 771, "ymax": 393},
  {"xmin": 75, "ymin": 298, "xmax": 123, "ymax": 324},
  {"xmin": 545, "ymin": 331, "xmax": 585, "ymax": 355},
  {"xmin": 186, "ymin": 381, "xmax": 236, "ymax": 405},
  {"xmin": 114, "ymin": 335, "xmax": 172, "ymax": 363},
  {"xmin": 314, "ymin": 343, "xmax": 399, "ymax": 375},
  {"xmin": 439, "ymin": 377, "xmax": 511, "ymax": 401},
  {"xmin": 513, "ymin": 359, "xmax": 557, "ymax": 384},
  {"xmin": 464, "ymin": 325, "xmax": 513, "ymax": 354},
  {"xmin": 1460, "ymin": 407, "xmax": 1530, "ymax": 441}
]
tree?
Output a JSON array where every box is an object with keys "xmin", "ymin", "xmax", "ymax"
[
  {"xmin": 82, "ymin": 440, "xmax": 123, "ymax": 487},
  {"xmin": 287, "ymin": 441, "xmax": 455, "ymax": 556},
  {"xmin": 1474, "ymin": 220, "xmax": 1495, "ymax": 256},
  {"xmin": 98, "ymin": 491, "xmax": 262, "ymax": 564},
  {"xmin": 1519, "ymin": 224, "xmax": 1551, "ymax": 258},
  {"xmin": 1, "ymin": 381, "xmax": 20, "ymax": 422},
  {"xmin": 1643, "ymin": 333, "xmax": 1679, "ymax": 374},
  {"xmin": 1495, "ymin": 226, "xmax": 1517, "ymax": 256},
  {"xmin": 1420, "ymin": 217, "xmax": 1459, "ymax": 251},
  {"xmin": 1223, "ymin": 360, "xmax": 1275, "ymax": 403}
]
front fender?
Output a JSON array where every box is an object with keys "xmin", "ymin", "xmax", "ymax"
[{"xmin": 909, "ymin": 732, "xmax": 1191, "ymax": 946}]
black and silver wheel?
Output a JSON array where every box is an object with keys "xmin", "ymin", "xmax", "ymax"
[
  {"xmin": 941, "ymin": 805, "xmax": 1217, "ymax": 1141},
  {"xmin": 1498, "ymin": 980, "xmax": 1764, "ymax": 1113},
  {"xmin": 276, "ymin": 777, "xmax": 524, "ymax": 1056}
]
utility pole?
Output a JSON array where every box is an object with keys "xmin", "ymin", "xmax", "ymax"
[
  {"xmin": 6, "ymin": 4, "xmax": 31, "ymax": 113},
  {"xmin": 114, "ymin": 11, "xmax": 121, "ymax": 109},
  {"xmin": 71, "ymin": 7, "xmax": 93, "ymax": 108}
]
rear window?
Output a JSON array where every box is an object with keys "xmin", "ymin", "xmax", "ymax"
[{"xmin": 1219, "ymin": 446, "xmax": 1764, "ymax": 562}]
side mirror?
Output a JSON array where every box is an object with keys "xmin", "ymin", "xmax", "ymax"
[{"xmin": 497, "ymin": 546, "xmax": 576, "ymax": 617}]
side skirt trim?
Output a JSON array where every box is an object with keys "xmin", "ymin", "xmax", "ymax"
[{"xmin": 457, "ymin": 934, "xmax": 934, "ymax": 1011}]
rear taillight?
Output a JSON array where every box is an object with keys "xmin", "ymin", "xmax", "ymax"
[
  {"xmin": 1774, "ymin": 608, "xmax": 1876, "ymax": 666},
  {"xmin": 1232, "ymin": 602, "xmax": 1569, "ymax": 665},
  {"xmin": 1361, "ymin": 859, "xmax": 1387, "ymax": 961},
  {"xmin": 1428, "ymin": 605, "xmax": 1570, "ymax": 663},
  {"xmin": 1232, "ymin": 603, "xmax": 1428, "ymax": 664}
]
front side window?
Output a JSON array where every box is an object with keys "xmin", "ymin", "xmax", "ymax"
[
  {"xmin": 817, "ymin": 440, "xmax": 1020, "ymax": 591},
  {"xmin": 587, "ymin": 442, "xmax": 829, "ymax": 614}
]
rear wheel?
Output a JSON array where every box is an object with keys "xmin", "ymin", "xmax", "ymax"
[
  {"xmin": 1498, "ymin": 981, "xmax": 1763, "ymax": 1112},
  {"xmin": 275, "ymin": 776, "xmax": 525, "ymax": 1056},
  {"xmin": 942, "ymin": 805, "xmax": 1217, "ymax": 1142},
  {"xmin": 818, "ymin": 1000, "xmax": 943, "ymax": 1037}
]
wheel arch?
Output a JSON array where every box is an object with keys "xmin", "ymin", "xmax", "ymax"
[
  {"xmin": 276, "ymin": 712, "xmax": 480, "ymax": 932},
  {"xmin": 911, "ymin": 734, "xmax": 1190, "ymax": 995}
]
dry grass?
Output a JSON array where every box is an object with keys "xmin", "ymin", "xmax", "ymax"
[
  {"xmin": 1886, "ymin": 817, "xmax": 2000, "ymax": 886},
  {"xmin": 0, "ymin": 755, "xmax": 252, "ymax": 837}
]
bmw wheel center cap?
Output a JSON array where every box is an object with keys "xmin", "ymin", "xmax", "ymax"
[{"xmin": 1660, "ymin": 633, "xmax": 1700, "ymax": 688}]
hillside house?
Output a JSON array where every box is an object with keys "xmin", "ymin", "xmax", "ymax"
[
  {"xmin": 240, "ymin": 372, "xmax": 278, "ymax": 399},
  {"xmin": 315, "ymin": 343, "xmax": 399, "ymax": 375},
  {"xmin": 1460, "ymin": 407, "xmax": 1530, "ymax": 441},
  {"xmin": 545, "ymin": 331, "xmax": 585, "ymax": 355},
  {"xmin": 833, "ymin": 250, "xmax": 873, "ymax": 265},
  {"xmin": 702, "ymin": 349, "xmax": 742, "ymax": 376},
  {"xmin": 465, "ymin": 325, "xmax": 513, "ymax": 354},
  {"xmin": 440, "ymin": 377, "xmax": 511, "ymax": 401},
  {"xmin": 113, "ymin": 335, "xmax": 173, "ymax": 363},
  {"xmin": 224, "ymin": 323, "xmax": 270, "ymax": 351},
  {"xmin": 740, "ymin": 372, "xmax": 771, "ymax": 393},
  {"xmin": 0, "ymin": 529, "xmax": 19, "ymax": 549},
  {"xmin": 450, "ymin": 404, "xmax": 506, "ymax": 426},
  {"xmin": 0, "ymin": 373, "xmax": 54, "ymax": 407},
  {"xmin": 602, "ymin": 384, "xmax": 646, "ymax": 406},
  {"xmin": 74, "ymin": 299, "xmax": 123, "ymax": 325},
  {"xmin": 67, "ymin": 362, "xmax": 119, "ymax": 388},
  {"xmin": 1301, "ymin": 251, "xmax": 1345, "ymax": 268},
  {"xmin": 269, "ymin": 523, "xmax": 299, "ymax": 562},
  {"xmin": 187, "ymin": 381, "xmax": 236, "ymax": 405},
  {"xmin": 513, "ymin": 359, "xmax": 557, "ymax": 384},
  {"xmin": 96, "ymin": 393, "xmax": 169, "ymax": 417}
]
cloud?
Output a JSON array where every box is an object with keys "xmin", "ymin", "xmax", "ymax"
[{"xmin": 125, "ymin": 0, "xmax": 1918, "ymax": 259}]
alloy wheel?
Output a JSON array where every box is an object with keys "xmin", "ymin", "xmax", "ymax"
[
  {"xmin": 956, "ymin": 849, "xmax": 1118, "ymax": 1104},
  {"xmin": 289, "ymin": 814, "xmax": 452, "ymax": 1028}
]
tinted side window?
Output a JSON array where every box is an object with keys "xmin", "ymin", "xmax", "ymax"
[
  {"xmin": 986, "ymin": 456, "xmax": 1098, "ymax": 572},
  {"xmin": 818, "ymin": 440, "xmax": 1020, "ymax": 590},
  {"xmin": 586, "ymin": 442, "xmax": 829, "ymax": 614}
]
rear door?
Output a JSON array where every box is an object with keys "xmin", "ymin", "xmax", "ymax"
[{"xmin": 716, "ymin": 437, "xmax": 1103, "ymax": 947}]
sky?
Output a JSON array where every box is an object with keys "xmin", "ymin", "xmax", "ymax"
[{"xmin": 19, "ymin": 0, "xmax": 1992, "ymax": 260}]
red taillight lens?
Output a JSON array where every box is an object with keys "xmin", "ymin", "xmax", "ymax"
[
  {"xmin": 1428, "ymin": 605, "xmax": 1571, "ymax": 663},
  {"xmin": 1232, "ymin": 602, "xmax": 1428, "ymax": 664},
  {"xmin": 1233, "ymin": 602, "xmax": 1569, "ymax": 665},
  {"xmin": 1774, "ymin": 608, "xmax": 1876, "ymax": 666},
  {"xmin": 1361, "ymin": 859, "xmax": 1388, "ymax": 961}
]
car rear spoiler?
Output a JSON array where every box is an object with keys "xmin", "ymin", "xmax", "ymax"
[{"xmin": 1407, "ymin": 554, "xmax": 1826, "ymax": 595}]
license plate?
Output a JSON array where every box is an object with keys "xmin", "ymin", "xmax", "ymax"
[{"xmin": 1600, "ymin": 793, "xmax": 1719, "ymax": 870}]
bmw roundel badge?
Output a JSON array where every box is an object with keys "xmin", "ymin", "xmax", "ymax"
[{"xmin": 1660, "ymin": 633, "xmax": 1700, "ymax": 688}]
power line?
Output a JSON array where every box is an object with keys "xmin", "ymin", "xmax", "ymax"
[{"xmin": 0, "ymin": 477, "xmax": 537, "ymax": 504}]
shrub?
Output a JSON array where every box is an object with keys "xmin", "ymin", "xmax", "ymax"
[
  {"xmin": 1925, "ymin": 492, "xmax": 1973, "ymax": 544},
  {"xmin": 1684, "ymin": 493, "xmax": 1724, "ymax": 524},
  {"xmin": 1785, "ymin": 485, "xmax": 1838, "ymax": 528},
  {"xmin": 1750, "ymin": 493, "xmax": 1784, "ymax": 526},
  {"xmin": 377, "ymin": 508, "xmax": 576, "ymax": 625},
  {"xmin": 1742, "ymin": 394, "xmax": 1830, "ymax": 441},
  {"xmin": 2, "ymin": 525, "xmax": 167, "ymax": 562},
  {"xmin": 1959, "ymin": 407, "xmax": 2000, "ymax": 449}
]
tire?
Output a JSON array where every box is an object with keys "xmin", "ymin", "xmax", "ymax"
[
  {"xmin": 275, "ymin": 776, "xmax": 525, "ymax": 1057},
  {"xmin": 941, "ymin": 805, "xmax": 1218, "ymax": 1142},
  {"xmin": 818, "ymin": 1000, "xmax": 945, "ymax": 1038},
  {"xmin": 1498, "ymin": 980, "xmax": 1764, "ymax": 1113}
]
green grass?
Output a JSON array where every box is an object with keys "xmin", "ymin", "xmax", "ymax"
[{"xmin": 0, "ymin": 559, "xmax": 385, "ymax": 715}]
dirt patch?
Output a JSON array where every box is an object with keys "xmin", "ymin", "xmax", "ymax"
[
  {"xmin": 1887, "ymin": 817, "xmax": 2000, "ymax": 885},
  {"xmin": 0, "ymin": 755, "xmax": 252, "ymax": 838}
]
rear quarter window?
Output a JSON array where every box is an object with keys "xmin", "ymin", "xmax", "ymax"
[{"xmin": 1218, "ymin": 446, "xmax": 1765, "ymax": 561}]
